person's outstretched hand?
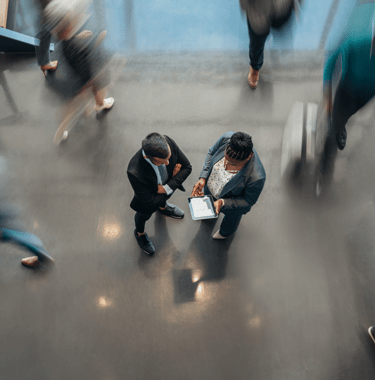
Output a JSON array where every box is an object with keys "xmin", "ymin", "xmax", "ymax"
[{"xmin": 191, "ymin": 178, "xmax": 206, "ymax": 197}]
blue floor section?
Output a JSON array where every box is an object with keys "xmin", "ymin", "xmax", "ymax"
[{"xmin": 12, "ymin": 0, "xmax": 356, "ymax": 53}]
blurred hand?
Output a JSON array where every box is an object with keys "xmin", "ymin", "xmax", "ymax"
[
  {"xmin": 173, "ymin": 163, "xmax": 181, "ymax": 177},
  {"xmin": 76, "ymin": 30, "xmax": 93, "ymax": 39},
  {"xmin": 191, "ymin": 178, "xmax": 206, "ymax": 197},
  {"xmin": 214, "ymin": 199, "xmax": 224, "ymax": 214},
  {"xmin": 157, "ymin": 185, "xmax": 166, "ymax": 194}
]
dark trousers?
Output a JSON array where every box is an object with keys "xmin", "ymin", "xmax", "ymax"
[
  {"xmin": 35, "ymin": 19, "xmax": 52, "ymax": 67},
  {"xmin": 247, "ymin": 18, "xmax": 270, "ymax": 71},
  {"xmin": 135, "ymin": 212, "xmax": 153, "ymax": 234},
  {"xmin": 219, "ymin": 209, "xmax": 243, "ymax": 237},
  {"xmin": 134, "ymin": 201, "xmax": 167, "ymax": 234},
  {"xmin": 332, "ymin": 80, "xmax": 375, "ymax": 146},
  {"xmin": 204, "ymin": 187, "xmax": 244, "ymax": 237},
  {"xmin": 320, "ymin": 79, "xmax": 375, "ymax": 185}
]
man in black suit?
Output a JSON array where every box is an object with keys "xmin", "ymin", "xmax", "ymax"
[{"xmin": 127, "ymin": 133, "xmax": 192, "ymax": 255}]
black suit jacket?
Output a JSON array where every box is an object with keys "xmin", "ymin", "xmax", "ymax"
[{"xmin": 127, "ymin": 136, "xmax": 192, "ymax": 214}]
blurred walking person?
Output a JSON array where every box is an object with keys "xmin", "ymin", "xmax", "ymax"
[
  {"xmin": 239, "ymin": 0, "xmax": 301, "ymax": 89},
  {"xmin": 44, "ymin": 0, "xmax": 114, "ymax": 145},
  {"xmin": 0, "ymin": 156, "xmax": 54, "ymax": 268},
  {"xmin": 323, "ymin": 0, "xmax": 375, "ymax": 152}
]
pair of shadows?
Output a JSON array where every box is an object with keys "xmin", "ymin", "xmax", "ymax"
[{"xmin": 137, "ymin": 213, "xmax": 234, "ymax": 304}]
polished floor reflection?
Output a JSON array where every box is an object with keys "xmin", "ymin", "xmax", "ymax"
[{"xmin": 1, "ymin": 49, "xmax": 375, "ymax": 379}]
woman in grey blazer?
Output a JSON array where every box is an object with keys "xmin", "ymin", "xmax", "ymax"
[{"xmin": 191, "ymin": 131, "xmax": 266, "ymax": 239}]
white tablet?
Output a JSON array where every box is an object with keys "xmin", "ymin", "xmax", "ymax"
[{"xmin": 188, "ymin": 195, "xmax": 218, "ymax": 220}]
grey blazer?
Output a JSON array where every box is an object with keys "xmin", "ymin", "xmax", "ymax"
[{"xmin": 199, "ymin": 132, "xmax": 266, "ymax": 214}]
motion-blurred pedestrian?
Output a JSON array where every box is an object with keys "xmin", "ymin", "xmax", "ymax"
[
  {"xmin": 0, "ymin": 156, "xmax": 54, "ymax": 268},
  {"xmin": 239, "ymin": 0, "xmax": 301, "ymax": 89},
  {"xmin": 323, "ymin": 0, "xmax": 375, "ymax": 151},
  {"xmin": 44, "ymin": 0, "xmax": 114, "ymax": 145}
]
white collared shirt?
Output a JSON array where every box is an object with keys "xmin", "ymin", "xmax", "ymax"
[{"xmin": 142, "ymin": 150, "xmax": 173, "ymax": 195}]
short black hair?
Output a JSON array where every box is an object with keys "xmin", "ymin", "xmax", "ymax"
[
  {"xmin": 142, "ymin": 133, "xmax": 169, "ymax": 159},
  {"xmin": 226, "ymin": 132, "xmax": 253, "ymax": 161}
]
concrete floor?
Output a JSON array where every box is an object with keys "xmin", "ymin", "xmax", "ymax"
[{"xmin": 1, "ymin": 49, "xmax": 375, "ymax": 379}]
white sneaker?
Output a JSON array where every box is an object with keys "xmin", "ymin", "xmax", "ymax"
[
  {"xmin": 212, "ymin": 230, "xmax": 226, "ymax": 240},
  {"xmin": 95, "ymin": 97, "xmax": 114, "ymax": 113}
]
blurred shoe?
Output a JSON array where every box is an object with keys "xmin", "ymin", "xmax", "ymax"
[
  {"xmin": 53, "ymin": 124, "xmax": 68, "ymax": 146},
  {"xmin": 134, "ymin": 229, "xmax": 155, "ymax": 255},
  {"xmin": 159, "ymin": 203, "xmax": 184, "ymax": 219},
  {"xmin": 212, "ymin": 230, "xmax": 227, "ymax": 240},
  {"xmin": 248, "ymin": 67, "xmax": 259, "ymax": 89},
  {"xmin": 76, "ymin": 30, "xmax": 93, "ymax": 39},
  {"xmin": 336, "ymin": 127, "xmax": 347, "ymax": 150},
  {"xmin": 93, "ymin": 30, "xmax": 107, "ymax": 50},
  {"xmin": 95, "ymin": 97, "xmax": 114, "ymax": 113},
  {"xmin": 368, "ymin": 326, "xmax": 375, "ymax": 344},
  {"xmin": 41, "ymin": 61, "xmax": 58, "ymax": 77},
  {"xmin": 0, "ymin": 229, "xmax": 55, "ymax": 265},
  {"xmin": 21, "ymin": 256, "xmax": 39, "ymax": 268}
]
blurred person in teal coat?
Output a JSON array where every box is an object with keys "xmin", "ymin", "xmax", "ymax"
[{"xmin": 323, "ymin": 0, "xmax": 375, "ymax": 151}]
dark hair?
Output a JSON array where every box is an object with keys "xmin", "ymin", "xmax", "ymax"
[
  {"xmin": 226, "ymin": 132, "xmax": 253, "ymax": 161},
  {"xmin": 142, "ymin": 133, "xmax": 169, "ymax": 159}
]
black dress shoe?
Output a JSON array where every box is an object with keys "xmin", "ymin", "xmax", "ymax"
[
  {"xmin": 134, "ymin": 229, "xmax": 155, "ymax": 255},
  {"xmin": 159, "ymin": 203, "xmax": 184, "ymax": 219}
]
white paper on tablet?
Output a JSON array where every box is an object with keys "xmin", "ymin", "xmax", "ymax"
[{"xmin": 190, "ymin": 196, "xmax": 215, "ymax": 218}]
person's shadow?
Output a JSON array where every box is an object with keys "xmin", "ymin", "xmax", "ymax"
[
  {"xmin": 137, "ymin": 212, "xmax": 180, "ymax": 280},
  {"xmin": 172, "ymin": 217, "xmax": 234, "ymax": 304}
]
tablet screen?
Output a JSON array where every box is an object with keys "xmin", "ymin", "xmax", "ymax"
[{"xmin": 190, "ymin": 196, "xmax": 215, "ymax": 218}]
